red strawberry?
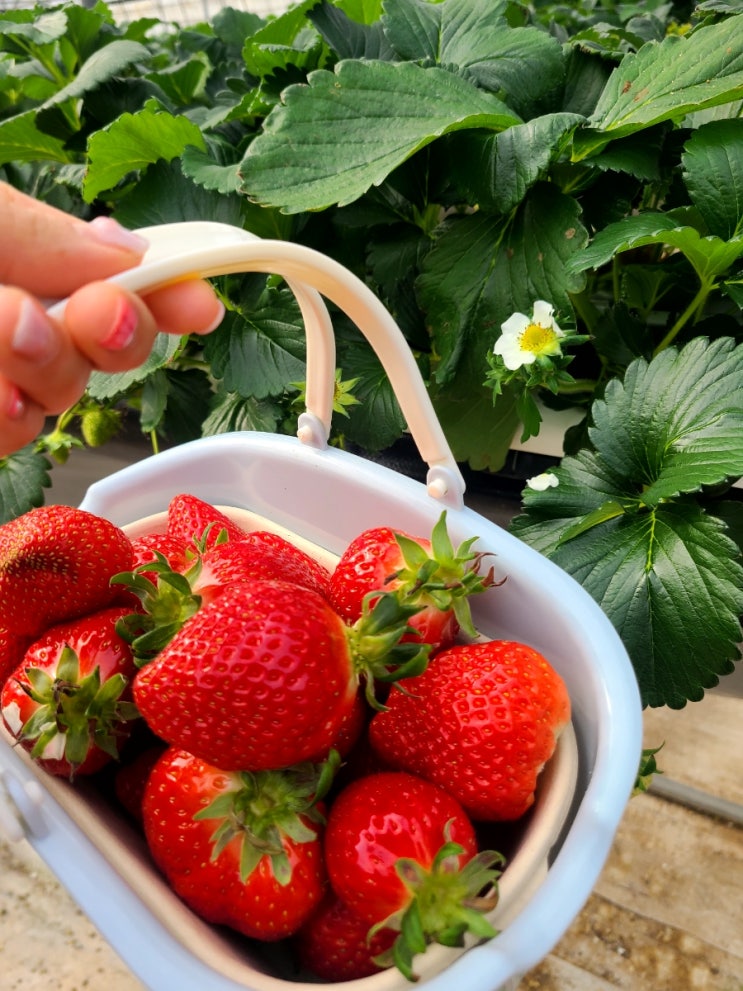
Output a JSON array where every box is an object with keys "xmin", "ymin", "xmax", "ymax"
[
  {"xmin": 369, "ymin": 640, "xmax": 571, "ymax": 821},
  {"xmin": 295, "ymin": 893, "xmax": 396, "ymax": 981},
  {"xmin": 130, "ymin": 532, "xmax": 190, "ymax": 582},
  {"xmin": 0, "ymin": 606, "xmax": 139, "ymax": 778},
  {"xmin": 114, "ymin": 744, "xmax": 167, "ymax": 822},
  {"xmin": 133, "ymin": 578, "xmax": 430, "ymax": 772},
  {"xmin": 0, "ymin": 505, "xmax": 133, "ymax": 643},
  {"xmin": 0, "ymin": 625, "xmax": 32, "ymax": 689},
  {"xmin": 166, "ymin": 493, "xmax": 247, "ymax": 549},
  {"xmin": 133, "ymin": 580, "xmax": 357, "ymax": 770},
  {"xmin": 192, "ymin": 533, "xmax": 331, "ymax": 605},
  {"xmin": 329, "ymin": 512, "xmax": 498, "ymax": 651},
  {"xmin": 323, "ymin": 770, "xmax": 503, "ymax": 980},
  {"xmin": 142, "ymin": 747, "xmax": 334, "ymax": 941}
]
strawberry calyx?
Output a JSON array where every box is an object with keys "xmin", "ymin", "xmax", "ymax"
[
  {"xmin": 345, "ymin": 591, "xmax": 432, "ymax": 707},
  {"xmin": 388, "ymin": 512, "xmax": 501, "ymax": 640},
  {"xmin": 16, "ymin": 645, "xmax": 139, "ymax": 776},
  {"xmin": 112, "ymin": 553, "xmax": 202, "ymax": 665},
  {"xmin": 371, "ymin": 829, "xmax": 505, "ymax": 982},
  {"xmin": 194, "ymin": 751, "xmax": 340, "ymax": 885}
]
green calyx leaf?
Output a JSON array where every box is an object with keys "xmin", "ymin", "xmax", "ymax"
[
  {"xmin": 389, "ymin": 512, "xmax": 500, "ymax": 640},
  {"xmin": 112, "ymin": 555, "xmax": 202, "ymax": 665},
  {"xmin": 194, "ymin": 751, "xmax": 340, "ymax": 886},
  {"xmin": 372, "ymin": 829, "xmax": 504, "ymax": 982},
  {"xmin": 512, "ymin": 337, "xmax": 743, "ymax": 708},
  {"xmin": 18, "ymin": 651, "xmax": 137, "ymax": 775}
]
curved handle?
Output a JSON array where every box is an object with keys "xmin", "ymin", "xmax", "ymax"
[{"xmin": 48, "ymin": 221, "xmax": 466, "ymax": 508}]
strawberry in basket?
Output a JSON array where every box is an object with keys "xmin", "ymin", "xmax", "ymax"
[
  {"xmin": 328, "ymin": 512, "xmax": 500, "ymax": 652},
  {"xmin": 0, "ymin": 606, "xmax": 139, "ymax": 778},
  {"xmin": 0, "ymin": 505, "xmax": 133, "ymax": 684},
  {"xmin": 369, "ymin": 639, "xmax": 571, "ymax": 821},
  {"xmin": 142, "ymin": 747, "xmax": 337, "ymax": 941}
]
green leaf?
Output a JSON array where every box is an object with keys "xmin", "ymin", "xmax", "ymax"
[
  {"xmin": 0, "ymin": 446, "xmax": 51, "ymax": 523},
  {"xmin": 111, "ymin": 159, "xmax": 244, "ymax": 228},
  {"xmin": 449, "ymin": 112, "xmax": 583, "ymax": 213},
  {"xmin": 569, "ymin": 213, "xmax": 743, "ymax": 282},
  {"xmin": 385, "ymin": 0, "xmax": 565, "ymax": 117},
  {"xmin": 87, "ymin": 332, "xmax": 183, "ymax": 401},
  {"xmin": 309, "ymin": 1, "xmax": 393, "ymax": 60},
  {"xmin": 0, "ymin": 110, "xmax": 70, "ymax": 165},
  {"xmin": 0, "ymin": 9, "xmax": 67, "ymax": 47},
  {"xmin": 681, "ymin": 119, "xmax": 743, "ymax": 240},
  {"xmin": 591, "ymin": 337, "xmax": 743, "ymax": 505},
  {"xmin": 40, "ymin": 39, "xmax": 149, "ymax": 110},
  {"xmin": 417, "ymin": 185, "xmax": 588, "ymax": 385},
  {"xmin": 239, "ymin": 59, "xmax": 520, "ymax": 213},
  {"xmin": 181, "ymin": 139, "xmax": 242, "ymax": 195},
  {"xmin": 335, "ymin": 326, "xmax": 406, "ymax": 449},
  {"xmin": 202, "ymin": 391, "xmax": 282, "ymax": 435},
  {"xmin": 83, "ymin": 104, "xmax": 206, "ymax": 201},
  {"xmin": 146, "ymin": 52, "xmax": 211, "ymax": 106},
  {"xmin": 511, "ymin": 337, "xmax": 743, "ymax": 707},
  {"xmin": 203, "ymin": 293, "xmax": 307, "ymax": 399},
  {"xmin": 587, "ymin": 17, "xmax": 743, "ymax": 139}
]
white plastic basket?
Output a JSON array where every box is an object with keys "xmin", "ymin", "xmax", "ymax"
[{"xmin": 0, "ymin": 222, "xmax": 643, "ymax": 991}]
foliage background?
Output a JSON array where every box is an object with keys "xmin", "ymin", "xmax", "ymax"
[{"xmin": 1, "ymin": 0, "xmax": 742, "ymax": 708}]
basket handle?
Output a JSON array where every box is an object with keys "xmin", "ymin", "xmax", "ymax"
[{"xmin": 47, "ymin": 221, "xmax": 466, "ymax": 509}]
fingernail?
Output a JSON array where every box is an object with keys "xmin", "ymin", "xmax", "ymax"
[
  {"xmin": 5, "ymin": 385, "xmax": 25, "ymax": 421},
  {"xmin": 12, "ymin": 297, "xmax": 58, "ymax": 363},
  {"xmin": 100, "ymin": 297, "xmax": 138, "ymax": 351},
  {"xmin": 87, "ymin": 216, "xmax": 149, "ymax": 254}
]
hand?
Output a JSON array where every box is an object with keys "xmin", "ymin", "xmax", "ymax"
[{"xmin": 0, "ymin": 183, "xmax": 225, "ymax": 456}]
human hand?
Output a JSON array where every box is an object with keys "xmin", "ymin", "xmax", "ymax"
[{"xmin": 0, "ymin": 183, "xmax": 225, "ymax": 456}]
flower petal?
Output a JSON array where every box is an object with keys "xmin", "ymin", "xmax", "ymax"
[
  {"xmin": 494, "ymin": 335, "xmax": 535, "ymax": 369},
  {"xmin": 500, "ymin": 312, "xmax": 530, "ymax": 337},
  {"xmin": 526, "ymin": 472, "xmax": 559, "ymax": 491}
]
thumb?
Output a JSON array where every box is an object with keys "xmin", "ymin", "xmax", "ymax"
[{"xmin": 0, "ymin": 182, "xmax": 149, "ymax": 298}]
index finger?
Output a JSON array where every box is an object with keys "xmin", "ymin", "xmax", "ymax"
[{"xmin": 0, "ymin": 182, "xmax": 149, "ymax": 298}]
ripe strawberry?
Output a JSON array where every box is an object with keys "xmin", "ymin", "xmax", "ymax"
[
  {"xmin": 129, "ymin": 532, "xmax": 190, "ymax": 582},
  {"xmin": 133, "ymin": 578, "xmax": 430, "ymax": 772},
  {"xmin": 134, "ymin": 581, "xmax": 353, "ymax": 770},
  {"xmin": 0, "ymin": 625, "xmax": 32, "ymax": 689},
  {"xmin": 0, "ymin": 505, "xmax": 133, "ymax": 642},
  {"xmin": 166, "ymin": 493, "xmax": 248, "ymax": 548},
  {"xmin": 114, "ymin": 744, "xmax": 167, "ymax": 823},
  {"xmin": 142, "ymin": 747, "xmax": 335, "ymax": 941},
  {"xmin": 324, "ymin": 770, "xmax": 503, "ymax": 981},
  {"xmin": 192, "ymin": 533, "xmax": 331, "ymax": 604},
  {"xmin": 0, "ymin": 606, "xmax": 139, "ymax": 779},
  {"xmin": 369, "ymin": 640, "xmax": 571, "ymax": 821},
  {"xmin": 295, "ymin": 893, "xmax": 396, "ymax": 981},
  {"xmin": 329, "ymin": 512, "xmax": 498, "ymax": 650}
]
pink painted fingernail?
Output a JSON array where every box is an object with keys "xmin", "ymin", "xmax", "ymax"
[
  {"xmin": 88, "ymin": 216, "xmax": 149, "ymax": 254},
  {"xmin": 12, "ymin": 298, "xmax": 57, "ymax": 363},
  {"xmin": 100, "ymin": 297, "xmax": 138, "ymax": 350},
  {"xmin": 6, "ymin": 385, "xmax": 25, "ymax": 421}
]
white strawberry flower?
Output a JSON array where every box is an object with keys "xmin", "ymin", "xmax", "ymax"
[
  {"xmin": 526, "ymin": 472, "xmax": 559, "ymax": 491},
  {"xmin": 493, "ymin": 300, "xmax": 565, "ymax": 370}
]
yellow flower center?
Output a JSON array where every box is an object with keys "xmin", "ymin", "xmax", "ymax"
[{"xmin": 518, "ymin": 321, "xmax": 561, "ymax": 356}]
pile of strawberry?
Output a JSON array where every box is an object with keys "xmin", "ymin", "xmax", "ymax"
[{"xmin": 0, "ymin": 495, "xmax": 570, "ymax": 984}]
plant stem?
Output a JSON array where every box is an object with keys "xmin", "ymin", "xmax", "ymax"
[
  {"xmin": 557, "ymin": 378, "xmax": 597, "ymax": 396},
  {"xmin": 652, "ymin": 280, "xmax": 713, "ymax": 356}
]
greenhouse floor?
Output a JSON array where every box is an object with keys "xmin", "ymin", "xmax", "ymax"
[{"xmin": 1, "ymin": 439, "xmax": 742, "ymax": 991}]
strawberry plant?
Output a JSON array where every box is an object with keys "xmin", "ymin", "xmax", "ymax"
[{"xmin": 1, "ymin": 0, "xmax": 742, "ymax": 710}]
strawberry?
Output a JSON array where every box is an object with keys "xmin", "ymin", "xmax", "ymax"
[
  {"xmin": 132, "ymin": 577, "xmax": 431, "ymax": 772},
  {"xmin": 328, "ymin": 511, "xmax": 499, "ymax": 651},
  {"xmin": 0, "ymin": 505, "xmax": 133, "ymax": 646},
  {"xmin": 166, "ymin": 493, "xmax": 248, "ymax": 549},
  {"xmin": 368, "ymin": 640, "xmax": 571, "ymax": 821},
  {"xmin": 323, "ymin": 770, "xmax": 503, "ymax": 981},
  {"xmin": 133, "ymin": 581, "xmax": 354, "ymax": 770},
  {"xmin": 129, "ymin": 532, "xmax": 190, "ymax": 582},
  {"xmin": 142, "ymin": 747, "xmax": 335, "ymax": 941},
  {"xmin": 0, "ymin": 606, "xmax": 139, "ymax": 779},
  {"xmin": 114, "ymin": 744, "xmax": 167, "ymax": 823},
  {"xmin": 191, "ymin": 533, "xmax": 331, "ymax": 604},
  {"xmin": 295, "ymin": 893, "xmax": 396, "ymax": 981}
]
